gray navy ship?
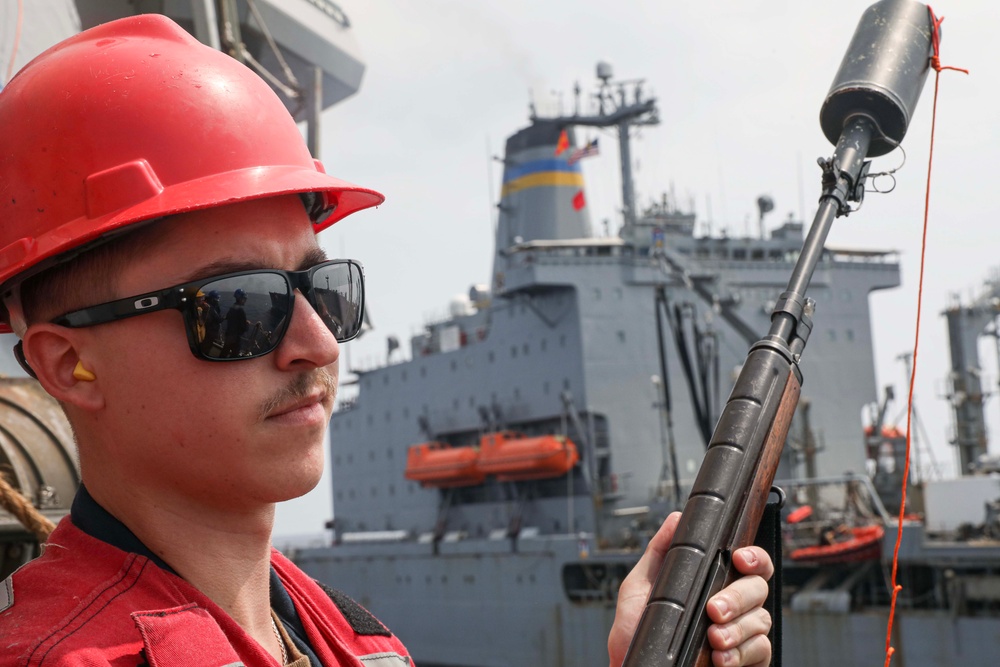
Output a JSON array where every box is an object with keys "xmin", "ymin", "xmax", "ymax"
[{"xmin": 292, "ymin": 62, "xmax": 1000, "ymax": 666}]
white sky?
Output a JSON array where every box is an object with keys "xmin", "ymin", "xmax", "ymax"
[{"xmin": 275, "ymin": 0, "xmax": 1000, "ymax": 539}]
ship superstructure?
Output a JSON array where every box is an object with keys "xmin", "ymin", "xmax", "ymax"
[{"xmin": 294, "ymin": 67, "xmax": 932, "ymax": 667}]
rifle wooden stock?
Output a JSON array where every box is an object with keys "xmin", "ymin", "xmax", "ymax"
[{"xmin": 622, "ymin": 344, "xmax": 801, "ymax": 667}]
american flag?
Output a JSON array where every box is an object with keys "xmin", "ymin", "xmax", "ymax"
[{"xmin": 567, "ymin": 138, "xmax": 599, "ymax": 165}]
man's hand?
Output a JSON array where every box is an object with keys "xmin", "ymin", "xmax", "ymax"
[{"xmin": 607, "ymin": 512, "xmax": 774, "ymax": 667}]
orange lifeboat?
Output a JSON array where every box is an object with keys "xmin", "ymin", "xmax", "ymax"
[
  {"xmin": 404, "ymin": 442, "xmax": 485, "ymax": 488},
  {"xmin": 789, "ymin": 525, "xmax": 884, "ymax": 565},
  {"xmin": 477, "ymin": 431, "xmax": 579, "ymax": 481}
]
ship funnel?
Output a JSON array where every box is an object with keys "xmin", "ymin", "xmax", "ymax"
[{"xmin": 492, "ymin": 121, "xmax": 592, "ymax": 288}]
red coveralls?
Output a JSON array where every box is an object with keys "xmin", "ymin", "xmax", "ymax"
[{"xmin": 0, "ymin": 519, "xmax": 413, "ymax": 666}]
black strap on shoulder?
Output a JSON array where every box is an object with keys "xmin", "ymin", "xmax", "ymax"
[
  {"xmin": 753, "ymin": 486, "xmax": 784, "ymax": 667},
  {"xmin": 313, "ymin": 579, "xmax": 392, "ymax": 637}
]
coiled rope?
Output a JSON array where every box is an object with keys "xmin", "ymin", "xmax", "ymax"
[{"xmin": 0, "ymin": 471, "xmax": 55, "ymax": 543}]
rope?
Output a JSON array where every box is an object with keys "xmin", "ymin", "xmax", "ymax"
[
  {"xmin": 0, "ymin": 472, "xmax": 55, "ymax": 543},
  {"xmin": 883, "ymin": 8, "xmax": 967, "ymax": 666}
]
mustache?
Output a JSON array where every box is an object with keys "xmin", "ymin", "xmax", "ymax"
[{"xmin": 258, "ymin": 368, "xmax": 338, "ymax": 421}]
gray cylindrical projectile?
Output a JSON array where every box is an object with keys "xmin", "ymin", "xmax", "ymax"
[{"xmin": 820, "ymin": 0, "xmax": 934, "ymax": 156}]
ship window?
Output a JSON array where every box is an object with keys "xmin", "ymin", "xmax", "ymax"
[
  {"xmin": 751, "ymin": 249, "xmax": 765, "ymax": 260},
  {"xmin": 769, "ymin": 249, "xmax": 783, "ymax": 260},
  {"xmin": 401, "ymin": 370, "xmax": 408, "ymax": 381},
  {"xmin": 560, "ymin": 334, "xmax": 566, "ymax": 347},
  {"xmin": 371, "ymin": 486, "xmax": 377, "ymax": 497},
  {"xmin": 846, "ymin": 329, "xmax": 855, "ymax": 341},
  {"xmin": 453, "ymin": 398, "xmax": 460, "ymax": 409},
  {"xmin": 522, "ymin": 343, "xmax": 529, "ymax": 355},
  {"xmin": 336, "ymin": 490, "xmax": 342, "ymax": 501},
  {"xmin": 385, "ymin": 411, "xmax": 391, "ymax": 423},
  {"xmin": 389, "ymin": 484, "xmax": 395, "ymax": 496},
  {"xmin": 696, "ymin": 247, "xmax": 710, "ymax": 258},
  {"xmin": 489, "ymin": 351, "xmax": 495, "ymax": 363},
  {"xmin": 563, "ymin": 378, "xmax": 571, "ymax": 390},
  {"xmin": 387, "ymin": 448, "xmax": 394, "ymax": 459},
  {"xmin": 617, "ymin": 331, "xmax": 626, "ymax": 343},
  {"xmin": 468, "ymin": 396, "xmax": 475, "ymax": 407},
  {"xmin": 420, "ymin": 366, "xmax": 427, "ymax": 378},
  {"xmin": 369, "ymin": 451, "xmax": 375, "ymax": 461},
  {"xmin": 511, "ymin": 346, "xmax": 518, "ymax": 358},
  {"xmin": 347, "ymin": 454, "xmax": 354, "ymax": 463},
  {"xmin": 544, "ymin": 381, "xmax": 550, "ymax": 395},
  {"xmin": 514, "ymin": 387, "xmax": 521, "ymax": 399},
  {"xmin": 450, "ymin": 360, "xmax": 457, "ymax": 371},
  {"xmin": 733, "ymin": 248, "xmax": 747, "ymax": 260},
  {"xmin": 383, "ymin": 375, "xmax": 389, "ymax": 385}
]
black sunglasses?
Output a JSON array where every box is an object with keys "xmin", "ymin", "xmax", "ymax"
[{"xmin": 13, "ymin": 259, "xmax": 364, "ymax": 373}]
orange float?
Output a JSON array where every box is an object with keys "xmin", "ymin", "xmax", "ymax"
[
  {"xmin": 790, "ymin": 525, "xmax": 885, "ymax": 565},
  {"xmin": 404, "ymin": 442, "xmax": 484, "ymax": 488},
  {"xmin": 477, "ymin": 431, "xmax": 579, "ymax": 481}
]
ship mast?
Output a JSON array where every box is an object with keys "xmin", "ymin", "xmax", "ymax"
[{"xmin": 531, "ymin": 62, "xmax": 660, "ymax": 228}]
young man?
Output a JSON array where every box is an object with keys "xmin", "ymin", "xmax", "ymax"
[{"xmin": 0, "ymin": 15, "xmax": 773, "ymax": 667}]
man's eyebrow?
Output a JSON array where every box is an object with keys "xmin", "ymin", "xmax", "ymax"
[
  {"xmin": 179, "ymin": 248, "xmax": 329, "ymax": 283},
  {"xmin": 299, "ymin": 247, "xmax": 328, "ymax": 270},
  {"xmin": 178, "ymin": 259, "xmax": 271, "ymax": 283}
]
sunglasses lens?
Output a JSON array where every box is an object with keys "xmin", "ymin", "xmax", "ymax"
[
  {"xmin": 312, "ymin": 261, "xmax": 364, "ymax": 342},
  {"xmin": 194, "ymin": 273, "xmax": 290, "ymax": 359}
]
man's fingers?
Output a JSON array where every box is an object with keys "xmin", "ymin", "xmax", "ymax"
[
  {"xmin": 711, "ymin": 631, "xmax": 771, "ymax": 667},
  {"xmin": 707, "ymin": 607, "xmax": 771, "ymax": 651},
  {"xmin": 731, "ymin": 545, "xmax": 774, "ymax": 580},
  {"xmin": 706, "ymin": 574, "xmax": 769, "ymax": 624}
]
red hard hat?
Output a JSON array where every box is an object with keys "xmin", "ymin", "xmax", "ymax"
[{"xmin": 0, "ymin": 14, "xmax": 383, "ymax": 333}]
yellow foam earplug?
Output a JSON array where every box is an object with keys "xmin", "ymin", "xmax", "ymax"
[{"xmin": 73, "ymin": 360, "xmax": 96, "ymax": 382}]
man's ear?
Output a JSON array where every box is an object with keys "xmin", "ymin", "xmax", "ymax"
[{"xmin": 21, "ymin": 324, "xmax": 105, "ymax": 412}]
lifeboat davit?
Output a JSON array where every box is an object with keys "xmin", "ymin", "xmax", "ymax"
[
  {"xmin": 789, "ymin": 525, "xmax": 885, "ymax": 565},
  {"xmin": 404, "ymin": 442, "xmax": 485, "ymax": 488},
  {"xmin": 477, "ymin": 431, "xmax": 579, "ymax": 481}
]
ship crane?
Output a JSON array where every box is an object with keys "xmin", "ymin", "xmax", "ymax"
[{"xmin": 943, "ymin": 269, "xmax": 1000, "ymax": 474}]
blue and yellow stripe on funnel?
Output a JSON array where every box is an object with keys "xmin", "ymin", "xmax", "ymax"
[{"xmin": 501, "ymin": 159, "xmax": 584, "ymax": 197}]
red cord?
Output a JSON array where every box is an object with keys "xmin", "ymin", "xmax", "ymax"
[
  {"xmin": 4, "ymin": 0, "xmax": 24, "ymax": 84},
  {"xmin": 883, "ymin": 7, "xmax": 967, "ymax": 666}
]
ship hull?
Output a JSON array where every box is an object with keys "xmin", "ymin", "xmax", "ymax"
[{"xmin": 295, "ymin": 538, "xmax": 1000, "ymax": 667}]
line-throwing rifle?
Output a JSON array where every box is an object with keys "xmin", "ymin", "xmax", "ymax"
[{"xmin": 621, "ymin": 1, "xmax": 935, "ymax": 664}]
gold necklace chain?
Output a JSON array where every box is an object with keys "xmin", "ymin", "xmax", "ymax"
[{"xmin": 270, "ymin": 615, "xmax": 288, "ymax": 665}]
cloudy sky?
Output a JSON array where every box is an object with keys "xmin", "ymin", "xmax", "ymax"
[{"xmin": 269, "ymin": 0, "xmax": 1000, "ymax": 539}]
